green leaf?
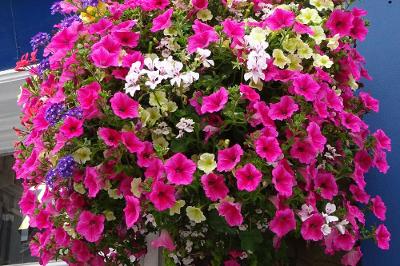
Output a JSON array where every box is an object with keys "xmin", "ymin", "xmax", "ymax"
[{"xmin": 239, "ymin": 229, "xmax": 263, "ymax": 252}]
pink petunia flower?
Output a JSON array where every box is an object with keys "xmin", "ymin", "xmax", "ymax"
[
  {"xmin": 201, "ymin": 87, "xmax": 229, "ymax": 114},
  {"xmin": 191, "ymin": 0, "xmax": 208, "ymax": 10},
  {"xmin": 272, "ymin": 160, "xmax": 295, "ymax": 197},
  {"xmin": 76, "ymin": 211, "xmax": 105, "ymax": 242},
  {"xmin": 164, "ymin": 153, "xmax": 196, "ymax": 185},
  {"xmin": 201, "ymin": 173, "xmax": 229, "ymax": 201},
  {"xmin": 373, "ymin": 129, "xmax": 391, "ymax": 151},
  {"xmin": 151, "ymin": 8, "xmax": 173, "ymax": 32},
  {"xmin": 301, "ymin": 213, "xmax": 324, "ymax": 241},
  {"xmin": 349, "ymin": 184, "xmax": 370, "ymax": 204},
  {"xmin": 222, "ymin": 19, "xmax": 245, "ymax": 40},
  {"xmin": 239, "ymin": 84, "xmax": 260, "ymax": 102},
  {"xmin": 121, "ymin": 131, "xmax": 145, "ymax": 154},
  {"xmin": 359, "ymin": 92, "xmax": 379, "ymax": 112},
  {"xmin": 19, "ymin": 190, "xmax": 36, "ymax": 215},
  {"xmin": 341, "ymin": 247, "xmax": 363, "ymax": 266},
  {"xmin": 217, "ymin": 201, "xmax": 243, "ymax": 227},
  {"xmin": 137, "ymin": 141, "xmax": 156, "ymax": 167},
  {"xmin": 264, "ymin": 8, "xmax": 295, "ymax": 31},
  {"xmin": 371, "ymin": 195, "xmax": 386, "ymax": 221},
  {"xmin": 325, "ymin": 9, "xmax": 354, "ymax": 37},
  {"xmin": 124, "ymin": 196, "xmax": 141, "ymax": 228},
  {"xmin": 335, "ymin": 231, "xmax": 356, "ymax": 251},
  {"xmin": 149, "ymin": 181, "xmax": 176, "ymax": 211},
  {"xmin": 314, "ymin": 170, "xmax": 338, "ymax": 200},
  {"xmin": 90, "ymin": 47, "xmax": 119, "ymax": 68},
  {"xmin": 255, "ymin": 136, "xmax": 282, "ymax": 163},
  {"xmin": 350, "ymin": 16, "xmax": 368, "ymax": 41},
  {"xmin": 269, "ymin": 208, "xmax": 296, "ymax": 238},
  {"xmin": 375, "ymin": 224, "xmax": 390, "ymax": 250},
  {"xmin": 151, "ymin": 230, "xmax": 176, "ymax": 251},
  {"xmin": 77, "ymin": 82, "xmax": 101, "ymax": 119},
  {"xmin": 268, "ymin": 96, "xmax": 299, "ymax": 121},
  {"xmin": 98, "ymin": 127, "xmax": 121, "ymax": 148},
  {"xmin": 112, "ymin": 31, "xmax": 140, "ymax": 47},
  {"xmin": 293, "ymin": 21, "xmax": 314, "ymax": 35},
  {"xmin": 234, "ymin": 163, "xmax": 262, "ymax": 192},
  {"xmin": 354, "ymin": 150, "xmax": 372, "ymax": 173},
  {"xmin": 187, "ymin": 20, "xmax": 219, "ymax": 53},
  {"xmin": 217, "ymin": 144, "xmax": 244, "ymax": 172},
  {"xmin": 290, "ymin": 138, "xmax": 318, "ymax": 164},
  {"xmin": 71, "ymin": 240, "xmax": 92, "ymax": 262},
  {"xmin": 306, "ymin": 122, "xmax": 327, "ymax": 152},
  {"xmin": 145, "ymin": 158, "xmax": 165, "ymax": 180},
  {"xmin": 84, "ymin": 166, "xmax": 103, "ymax": 198},
  {"xmin": 292, "ymin": 74, "xmax": 320, "ymax": 101},
  {"xmin": 373, "ymin": 149, "xmax": 389, "ymax": 174},
  {"xmin": 60, "ymin": 116, "xmax": 84, "ymax": 139},
  {"xmin": 140, "ymin": 0, "xmax": 170, "ymax": 11},
  {"xmin": 110, "ymin": 92, "xmax": 139, "ymax": 119}
]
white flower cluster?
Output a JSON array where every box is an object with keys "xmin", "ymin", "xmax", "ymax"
[
  {"xmin": 176, "ymin": 118, "xmax": 195, "ymax": 138},
  {"xmin": 125, "ymin": 56, "xmax": 199, "ymax": 96}
]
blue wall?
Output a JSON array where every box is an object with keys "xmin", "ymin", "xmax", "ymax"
[
  {"xmin": 0, "ymin": 0, "xmax": 59, "ymax": 70},
  {"xmin": 357, "ymin": 1, "xmax": 400, "ymax": 265}
]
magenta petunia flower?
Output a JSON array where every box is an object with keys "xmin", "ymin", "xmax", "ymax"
[
  {"xmin": 151, "ymin": 8, "xmax": 173, "ymax": 32},
  {"xmin": 137, "ymin": 141, "xmax": 156, "ymax": 167},
  {"xmin": 326, "ymin": 9, "xmax": 354, "ymax": 37},
  {"xmin": 60, "ymin": 116, "xmax": 84, "ymax": 139},
  {"xmin": 151, "ymin": 230, "xmax": 176, "ymax": 251},
  {"xmin": 306, "ymin": 122, "xmax": 326, "ymax": 153},
  {"xmin": 354, "ymin": 150, "xmax": 372, "ymax": 173},
  {"xmin": 293, "ymin": 21, "xmax": 314, "ymax": 35},
  {"xmin": 359, "ymin": 92, "xmax": 379, "ymax": 112},
  {"xmin": 149, "ymin": 181, "xmax": 176, "ymax": 211},
  {"xmin": 350, "ymin": 16, "xmax": 368, "ymax": 41},
  {"xmin": 84, "ymin": 166, "xmax": 103, "ymax": 198},
  {"xmin": 373, "ymin": 129, "xmax": 391, "ymax": 151},
  {"xmin": 217, "ymin": 144, "xmax": 244, "ymax": 172},
  {"xmin": 110, "ymin": 92, "xmax": 139, "ymax": 119},
  {"xmin": 335, "ymin": 231, "xmax": 356, "ymax": 251},
  {"xmin": 90, "ymin": 46, "xmax": 119, "ymax": 68},
  {"xmin": 349, "ymin": 184, "xmax": 370, "ymax": 204},
  {"xmin": 19, "ymin": 190, "xmax": 36, "ymax": 215},
  {"xmin": 140, "ymin": 0, "xmax": 170, "ymax": 11},
  {"xmin": 76, "ymin": 211, "xmax": 105, "ymax": 242},
  {"xmin": 371, "ymin": 195, "xmax": 386, "ymax": 221},
  {"xmin": 217, "ymin": 201, "xmax": 243, "ymax": 227},
  {"xmin": 201, "ymin": 173, "xmax": 229, "ymax": 201},
  {"xmin": 290, "ymin": 138, "xmax": 318, "ymax": 164},
  {"xmin": 164, "ymin": 153, "xmax": 196, "ymax": 185},
  {"xmin": 314, "ymin": 170, "xmax": 338, "ymax": 200},
  {"xmin": 191, "ymin": 0, "xmax": 208, "ymax": 10},
  {"xmin": 268, "ymin": 96, "xmax": 299, "ymax": 121},
  {"xmin": 234, "ymin": 163, "xmax": 262, "ymax": 192},
  {"xmin": 272, "ymin": 160, "xmax": 295, "ymax": 197},
  {"xmin": 264, "ymin": 8, "xmax": 295, "ymax": 31},
  {"xmin": 187, "ymin": 20, "xmax": 219, "ymax": 54},
  {"xmin": 292, "ymin": 74, "xmax": 320, "ymax": 101},
  {"xmin": 124, "ymin": 196, "xmax": 141, "ymax": 228},
  {"xmin": 77, "ymin": 82, "xmax": 101, "ymax": 119},
  {"xmin": 121, "ymin": 131, "xmax": 145, "ymax": 154},
  {"xmin": 375, "ymin": 224, "xmax": 390, "ymax": 250},
  {"xmin": 98, "ymin": 127, "xmax": 121, "ymax": 148},
  {"xmin": 201, "ymin": 87, "xmax": 229, "ymax": 114},
  {"xmin": 239, "ymin": 84, "xmax": 260, "ymax": 102},
  {"xmin": 222, "ymin": 19, "xmax": 245, "ymax": 40},
  {"xmin": 71, "ymin": 240, "xmax": 92, "ymax": 263},
  {"xmin": 145, "ymin": 158, "xmax": 165, "ymax": 180},
  {"xmin": 269, "ymin": 208, "xmax": 296, "ymax": 238},
  {"xmin": 373, "ymin": 149, "xmax": 389, "ymax": 174},
  {"xmin": 301, "ymin": 213, "xmax": 324, "ymax": 241},
  {"xmin": 255, "ymin": 136, "xmax": 282, "ymax": 163},
  {"xmin": 341, "ymin": 246, "xmax": 362, "ymax": 266}
]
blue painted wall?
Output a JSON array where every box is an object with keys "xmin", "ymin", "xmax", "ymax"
[
  {"xmin": 0, "ymin": 0, "xmax": 59, "ymax": 70},
  {"xmin": 356, "ymin": 1, "xmax": 400, "ymax": 265}
]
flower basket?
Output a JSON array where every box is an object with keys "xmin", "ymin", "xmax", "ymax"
[{"xmin": 15, "ymin": 0, "xmax": 391, "ymax": 265}]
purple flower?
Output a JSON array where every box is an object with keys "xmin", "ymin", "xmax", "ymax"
[
  {"xmin": 37, "ymin": 57, "xmax": 50, "ymax": 76},
  {"xmin": 45, "ymin": 102, "xmax": 66, "ymax": 125},
  {"xmin": 45, "ymin": 168, "xmax": 58, "ymax": 188},
  {"xmin": 63, "ymin": 107, "xmax": 83, "ymax": 120},
  {"xmin": 30, "ymin": 32, "xmax": 51, "ymax": 50},
  {"xmin": 58, "ymin": 15, "xmax": 81, "ymax": 29},
  {"xmin": 82, "ymin": 0, "xmax": 99, "ymax": 8},
  {"xmin": 50, "ymin": 1, "xmax": 63, "ymax": 15},
  {"xmin": 56, "ymin": 155, "xmax": 76, "ymax": 178}
]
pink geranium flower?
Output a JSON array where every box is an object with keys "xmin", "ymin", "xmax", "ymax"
[
  {"xmin": 268, "ymin": 96, "xmax": 299, "ymax": 120},
  {"xmin": 217, "ymin": 144, "xmax": 244, "ymax": 172},
  {"xmin": 60, "ymin": 116, "xmax": 84, "ymax": 139},
  {"xmin": 76, "ymin": 211, "xmax": 105, "ymax": 242},
  {"xmin": 371, "ymin": 195, "xmax": 386, "ymax": 221},
  {"xmin": 301, "ymin": 213, "xmax": 324, "ymax": 241},
  {"xmin": 314, "ymin": 170, "xmax": 338, "ymax": 200},
  {"xmin": 84, "ymin": 166, "xmax": 103, "ymax": 198},
  {"xmin": 201, "ymin": 173, "xmax": 229, "ymax": 201},
  {"xmin": 164, "ymin": 153, "xmax": 196, "ymax": 185},
  {"xmin": 290, "ymin": 138, "xmax": 318, "ymax": 164},
  {"xmin": 149, "ymin": 181, "xmax": 176, "ymax": 211},
  {"xmin": 326, "ymin": 9, "xmax": 354, "ymax": 37},
  {"xmin": 121, "ymin": 131, "xmax": 145, "ymax": 154},
  {"xmin": 264, "ymin": 8, "xmax": 295, "ymax": 31},
  {"xmin": 269, "ymin": 208, "xmax": 296, "ymax": 238},
  {"xmin": 292, "ymin": 74, "xmax": 320, "ymax": 101},
  {"xmin": 110, "ymin": 92, "xmax": 139, "ymax": 119},
  {"xmin": 359, "ymin": 92, "xmax": 379, "ymax": 112},
  {"xmin": 151, "ymin": 8, "xmax": 173, "ymax": 32},
  {"xmin": 272, "ymin": 160, "xmax": 295, "ymax": 197},
  {"xmin": 306, "ymin": 122, "xmax": 326, "ymax": 152},
  {"xmin": 375, "ymin": 224, "xmax": 390, "ymax": 250},
  {"xmin": 98, "ymin": 127, "xmax": 121, "ymax": 148},
  {"xmin": 124, "ymin": 196, "xmax": 141, "ymax": 228},
  {"xmin": 217, "ymin": 201, "xmax": 243, "ymax": 227},
  {"xmin": 151, "ymin": 230, "xmax": 176, "ymax": 251},
  {"xmin": 222, "ymin": 19, "xmax": 245, "ymax": 40},
  {"xmin": 373, "ymin": 129, "xmax": 391, "ymax": 151},
  {"xmin": 255, "ymin": 136, "xmax": 282, "ymax": 163},
  {"xmin": 201, "ymin": 87, "xmax": 229, "ymax": 114},
  {"xmin": 234, "ymin": 163, "xmax": 262, "ymax": 192}
]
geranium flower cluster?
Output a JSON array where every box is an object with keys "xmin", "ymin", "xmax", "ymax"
[{"xmin": 15, "ymin": 0, "xmax": 391, "ymax": 265}]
